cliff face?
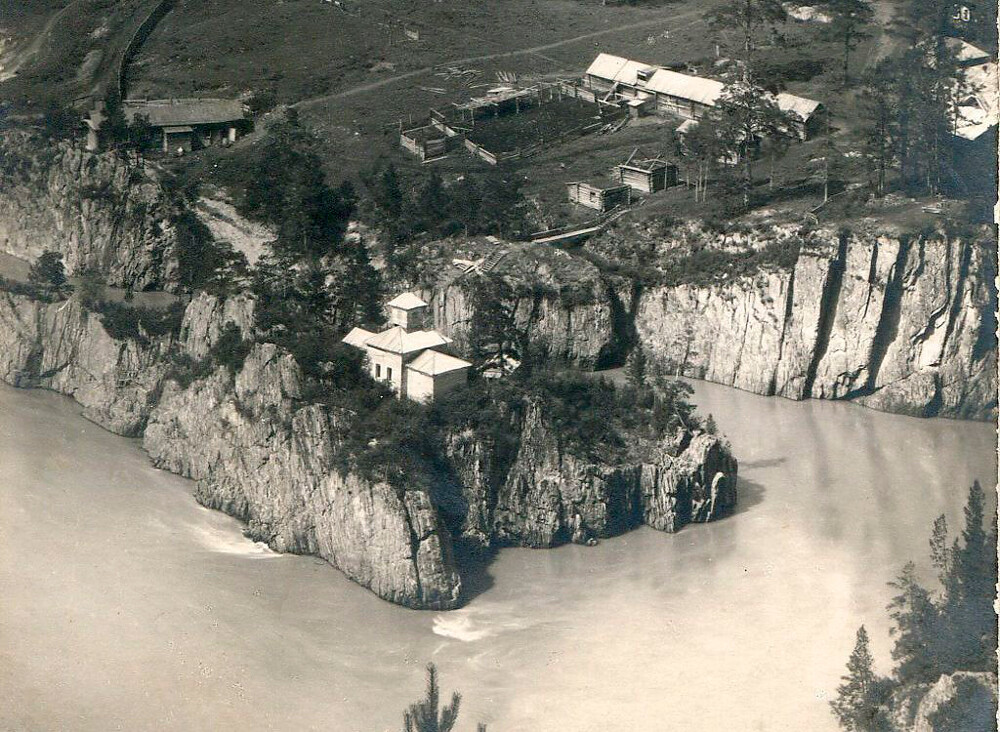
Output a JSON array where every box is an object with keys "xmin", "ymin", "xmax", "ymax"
[
  {"xmin": 0, "ymin": 132, "xmax": 178, "ymax": 290},
  {"xmin": 142, "ymin": 343, "xmax": 463, "ymax": 610},
  {"xmin": 632, "ymin": 230, "xmax": 997, "ymax": 420},
  {"xmin": 0, "ymin": 291, "xmax": 170, "ymax": 435},
  {"xmin": 446, "ymin": 401, "xmax": 737, "ymax": 549},
  {"xmin": 427, "ymin": 269, "xmax": 617, "ymax": 368},
  {"xmin": 425, "ymin": 227, "xmax": 995, "ymax": 421}
]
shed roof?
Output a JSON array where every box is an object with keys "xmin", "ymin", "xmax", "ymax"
[
  {"xmin": 776, "ymin": 93, "xmax": 823, "ymax": 121},
  {"xmin": 365, "ymin": 326, "xmax": 452, "ymax": 355},
  {"xmin": 123, "ymin": 98, "xmax": 245, "ymax": 128},
  {"xmin": 387, "ymin": 292, "xmax": 428, "ymax": 310},
  {"xmin": 645, "ymin": 69, "xmax": 724, "ymax": 106},
  {"xmin": 407, "ymin": 349, "xmax": 471, "ymax": 376}
]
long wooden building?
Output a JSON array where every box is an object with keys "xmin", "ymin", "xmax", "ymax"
[{"xmin": 583, "ymin": 53, "xmax": 825, "ymax": 139}]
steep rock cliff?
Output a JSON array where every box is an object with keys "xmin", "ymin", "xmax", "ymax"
[
  {"xmin": 446, "ymin": 401, "xmax": 738, "ymax": 548},
  {"xmin": 0, "ymin": 285, "xmax": 738, "ymax": 608},
  {"xmin": 0, "ymin": 291, "xmax": 170, "ymax": 435},
  {"xmin": 0, "ymin": 131, "xmax": 178, "ymax": 290},
  {"xmin": 443, "ymin": 225, "xmax": 996, "ymax": 420},
  {"xmin": 142, "ymin": 343, "xmax": 463, "ymax": 610}
]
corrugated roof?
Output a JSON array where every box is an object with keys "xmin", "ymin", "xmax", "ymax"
[
  {"xmin": 645, "ymin": 69, "xmax": 724, "ymax": 106},
  {"xmin": 407, "ymin": 349, "xmax": 471, "ymax": 376},
  {"xmin": 365, "ymin": 326, "xmax": 452, "ymax": 355},
  {"xmin": 776, "ymin": 93, "xmax": 823, "ymax": 120},
  {"xmin": 123, "ymin": 98, "xmax": 245, "ymax": 128},
  {"xmin": 342, "ymin": 327, "xmax": 376, "ymax": 348},
  {"xmin": 387, "ymin": 292, "xmax": 428, "ymax": 310}
]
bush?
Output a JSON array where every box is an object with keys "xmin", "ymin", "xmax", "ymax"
[
  {"xmin": 164, "ymin": 323, "xmax": 251, "ymax": 388},
  {"xmin": 28, "ymin": 251, "xmax": 70, "ymax": 297},
  {"xmin": 92, "ymin": 300, "xmax": 186, "ymax": 343}
]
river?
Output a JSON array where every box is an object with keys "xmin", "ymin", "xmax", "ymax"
[{"xmin": 0, "ymin": 380, "xmax": 994, "ymax": 731}]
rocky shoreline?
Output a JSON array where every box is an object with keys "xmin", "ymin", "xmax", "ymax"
[{"xmin": 0, "ymin": 288, "xmax": 737, "ymax": 609}]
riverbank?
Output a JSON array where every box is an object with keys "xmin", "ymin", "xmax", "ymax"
[{"xmin": 1, "ymin": 377, "xmax": 993, "ymax": 731}]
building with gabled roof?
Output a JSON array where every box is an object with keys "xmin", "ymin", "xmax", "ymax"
[
  {"xmin": 582, "ymin": 52, "xmax": 825, "ymax": 138},
  {"xmin": 123, "ymin": 98, "xmax": 248, "ymax": 153},
  {"xmin": 341, "ymin": 292, "xmax": 471, "ymax": 402}
]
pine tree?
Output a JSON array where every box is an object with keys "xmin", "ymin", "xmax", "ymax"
[
  {"xmin": 817, "ymin": 0, "xmax": 875, "ymax": 87},
  {"xmin": 706, "ymin": 0, "xmax": 787, "ymax": 64},
  {"xmin": 402, "ymin": 663, "xmax": 461, "ymax": 732},
  {"xmin": 830, "ymin": 626, "xmax": 893, "ymax": 731},
  {"xmin": 714, "ymin": 75, "xmax": 791, "ymax": 209},
  {"xmin": 939, "ymin": 481, "xmax": 998, "ymax": 673},
  {"xmin": 28, "ymin": 251, "xmax": 69, "ymax": 296},
  {"xmin": 468, "ymin": 276, "xmax": 520, "ymax": 364},
  {"xmin": 625, "ymin": 345, "xmax": 647, "ymax": 389},
  {"xmin": 887, "ymin": 562, "xmax": 944, "ymax": 684}
]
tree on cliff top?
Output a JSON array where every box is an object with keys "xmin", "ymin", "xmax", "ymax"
[{"xmin": 830, "ymin": 626, "xmax": 893, "ymax": 731}]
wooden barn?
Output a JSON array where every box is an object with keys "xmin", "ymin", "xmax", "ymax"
[
  {"xmin": 614, "ymin": 156, "xmax": 677, "ymax": 193},
  {"xmin": 776, "ymin": 93, "xmax": 826, "ymax": 140},
  {"xmin": 123, "ymin": 98, "xmax": 247, "ymax": 153},
  {"xmin": 566, "ymin": 181, "xmax": 632, "ymax": 212}
]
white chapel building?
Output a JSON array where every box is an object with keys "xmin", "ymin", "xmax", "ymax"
[{"xmin": 342, "ymin": 293, "xmax": 472, "ymax": 402}]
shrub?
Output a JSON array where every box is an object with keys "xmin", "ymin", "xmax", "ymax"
[
  {"xmin": 28, "ymin": 251, "xmax": 70, "ymax": 297},
  {"xmin": 92, "ymin": 300, "xmax": 186, "ymax": 343}
]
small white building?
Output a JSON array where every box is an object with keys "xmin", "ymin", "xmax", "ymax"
[{"xmin": 342, "ymin": 293, "xmax": 472, "ymax": 402}]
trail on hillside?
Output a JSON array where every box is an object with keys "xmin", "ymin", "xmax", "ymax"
[
  {"xmin": 0, "ymin": 0, "xmax": 80, "ymax": 82},
  {"xmin": 294, "ymin": 10, "xmax": 707, "ymax": 110}
]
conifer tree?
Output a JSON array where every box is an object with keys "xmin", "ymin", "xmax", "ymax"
[
  {"xmin": 939, "ymin": 481, "xmax": 998, "ymax": 673},
  {"xmin": 402, "ymin": 663, "xmax": 461, "ymax": 732},
  {"xmin": 625, "ymin": 345, "xmax": 647, "ymax": 389},
  {"xmin": 887, "ymin": 561, "xmax": 944, "ymax": 684},
  {"xmin": 817, "ymin": 0, "xmax": 875, "ymax": 86},
  {"xmin": 830, "ymin": 626, "xmax": 892, "ymax": 732},
  {"xmin": 28, "ymin": 251, "xmax": 69, "ymax": 297},
  {"xmin": 714, "ymin": 76, "xmax": 791, "ymax": 208},
  {"xmin": 707, "ymin": 0, "xmax": 787, "ymax": 64}
]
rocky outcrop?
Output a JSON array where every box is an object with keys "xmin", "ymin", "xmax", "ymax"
[
  {"xmin": 0, "ymin": 131, "xmax": 179, "ymax": 290},
  {"xmin": 142, "ymin": 343, "xmax": 463, "ymax": 610},
  {"xmin": 911, "ymin": 672, "xmax": 998, "ymax": 732},
  {"xmin": 426, "ymin": 252, "xmax": 617, "ymax": 368},
  {"xmin": 632, "ymin": 229, "xmax": 997, "ymax": 421},
  {"xmin": 447, "ymin": 401, "xmax": 737, "ymax": 548},
  {"xmin": 0, "ymin": 291, "xmax": 170, "ymax": 435}
]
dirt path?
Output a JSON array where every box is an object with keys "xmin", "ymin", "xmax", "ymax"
[
  {"xmin": 0, "ymin": 0, "xmax": 80, "ymax": 82},
  {"xmin": 863, "ymin": 0, "xmax": 901, "ymax": 71},
  {"xmin": 294, "ymin": 9, "xmax": 707, "ymax": 110}
]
